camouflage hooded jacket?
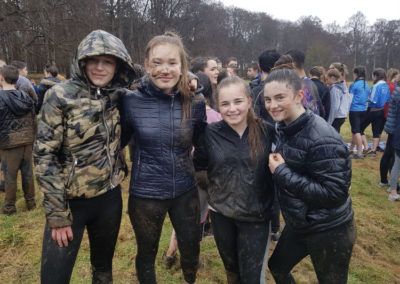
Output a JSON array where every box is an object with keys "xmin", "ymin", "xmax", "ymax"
[{"xmin": 34, "ymin": 30, "xmax": 136, "ymax": 228}]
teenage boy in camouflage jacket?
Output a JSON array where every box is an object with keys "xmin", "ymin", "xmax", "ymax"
[{"xmin": 34, "ymin": 30, "xmax": 136, "ymax": 283}]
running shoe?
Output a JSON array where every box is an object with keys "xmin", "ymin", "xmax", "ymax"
[
  {"xmin": 362, "ymin": 148, "xmax": 372, "ymax": 155},
  {"xmin": 352, "ymin": 154, "xmax": 364, "ymax": 159},
  {"xmin": 388, "ymin": 193, "xmax": 400, "ymax": 201}
]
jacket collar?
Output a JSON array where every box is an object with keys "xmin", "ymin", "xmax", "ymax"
[
  {"xmin": 219, "ymin": 120, "xmax": 249, "ymax": 139},
  {"xmin": 277, "ymin": 109, "xmax": 313, "ymax": 136},
  {"xmin": 139, "ymin": 76, "xmax": 180, "ymax": 99}
]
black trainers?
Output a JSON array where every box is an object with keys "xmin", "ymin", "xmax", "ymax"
[{"xmin": 0, "ymin": 206, "xmax": 17, "ymax": 215}]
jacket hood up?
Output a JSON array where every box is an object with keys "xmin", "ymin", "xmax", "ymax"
[{"xmin": 71, "ymin": 29, "xmax": 136, "ymax": 90}]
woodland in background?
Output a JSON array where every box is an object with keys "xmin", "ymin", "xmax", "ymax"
[{"xmin": 1, "ymin": 0, "xmax": 400, "ymax": 78}]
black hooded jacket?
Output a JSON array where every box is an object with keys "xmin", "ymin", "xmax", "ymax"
[
  {"xmin": 194, "ymin": 120, "xmax": 275, "ymax": 222},
  {"xmin": 0, "ymin": 89, "xmax": 35, "ymax": 149}
]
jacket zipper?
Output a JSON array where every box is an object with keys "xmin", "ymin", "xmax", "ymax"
[
  {"xmin": 135, "ymin": 151, "xmax": 141, "ymax": 180},
  {"xmin": 98, "ymin": 88, "xmax": 115, "ymax": 188},
  {"xmin": 66, "ymin": 157, "xmax": 78, "ymax": 188},
  {"xmin": 170, "ymin": 95, "xmax": 176, "ymax": 198}
]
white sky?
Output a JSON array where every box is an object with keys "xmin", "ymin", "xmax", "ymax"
[{"xmin": 219, "ymin": 0, "xmax": 399, "ymax": 26}]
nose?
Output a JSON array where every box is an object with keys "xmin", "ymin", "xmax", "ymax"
[
  {"xmin": 95, "ymin": 61, "xmax": 105, "ymax": 70},
  {"xmin": 268, "ymin": 99, "xmax": 277, "ymax": 109}
]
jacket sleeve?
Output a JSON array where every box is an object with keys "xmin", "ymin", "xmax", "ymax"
[
  {"xmin": 192, "ymin": 97, "xmax": 207, "ymax": 148},
  {"xmin": 34, "ymin": 88, "xmax": 72, "ymax": 229},
  {"xmin": 36, "ymin": 83, "xmax": 47, "ymax": 114},
  {"xmin": 327, "ymin": 88, "xmax": 339, "ymax": 124},
  {"xmin": 384, "ymin": 88, "xmax": 400, "ymax": 133},
  {"xmin": 120, "ymin": 91, "xmax": 135, "ymax": 148},
  {"xmin": 273, "ymin": 137, "xmax": 351, "ymax": 209},
  {"xmin": 193, "ymin": 124, "xmax": 209, "ymax": 172},
  {"xmin": 323, "ymin": 88, "xmax": 331, "ymax": 121}
]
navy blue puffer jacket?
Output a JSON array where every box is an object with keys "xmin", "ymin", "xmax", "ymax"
[
  {"xmin": 273, "ymin": 110, "xmax": 354, "ymax": 234},
  {"xmin": 121, "ymin": 77, "xmax": 207, "ymax": 199},
  {"xmin": 384, "ymin": 85, "xmax": 400, "ymax": 135}
]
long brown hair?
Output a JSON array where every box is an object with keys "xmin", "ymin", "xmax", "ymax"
[
  {"xmin": 145, "ymin": 31, "xmax": 193, "ymax": 124},
  {"xmin": 216, "ymin": 77, "xmax": 267, "ymax": 165}
]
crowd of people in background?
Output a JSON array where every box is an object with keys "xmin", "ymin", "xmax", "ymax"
[{"xmin": 0, "ymin": 28, "xmax": 399, "ymax": 284}]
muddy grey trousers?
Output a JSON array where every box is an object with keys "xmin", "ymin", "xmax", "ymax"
[{"xmin": 0, "ymin": 144, "xmax": 35, "ymax": 210}]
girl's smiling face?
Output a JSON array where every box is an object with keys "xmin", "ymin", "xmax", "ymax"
[
  {"xmin": 145, "ymin": 43, "xmax": 181, "ymax": 94},
  {"xmin": 264, "ymin": 81, "xmax": 304, "ymax": 125},
  {"xmin": 218, "ymin": 83, "xmax": 251, "ymax": 130}
]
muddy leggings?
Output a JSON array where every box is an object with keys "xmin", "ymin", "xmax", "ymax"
[
  {"xmin": 268, "ymin": 220, "xmax": 356, "ymax": 284},
  {"xmin": 210, "ymin": 211, "xmax": 269, "ymax": 284},
  {"xmin": 128, "ymin": 188, "xmax": 200, "ymax": 284},
  {"xmin": 41, "ymin": 186, "xmax": 122, "ymax": 284}
]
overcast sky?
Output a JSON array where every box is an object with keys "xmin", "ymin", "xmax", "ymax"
[{"xmin": 219, "ymin": 0, "xmax": 399, "ymax": 26}]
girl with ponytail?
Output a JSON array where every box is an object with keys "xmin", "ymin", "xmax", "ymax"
[
  {"xmin": 121, "ymin": 31, "xmax": 207, "ymax": 284},
  {"xmin": 194, "ymin": 76, "xmax": 275, "ymax": 283}
]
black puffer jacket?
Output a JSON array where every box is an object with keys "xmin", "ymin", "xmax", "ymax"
[
  {"xmin": 194, "ymin": 120, "xmax": 275, "ymax": 222},
  {"xmin": 273, "ymin": 110, "xmax": 353, "ymax": 234},
  {"xmin": 0, "ymin": 90, "xmax": 35, "ymax": 150},
  {"xmin": 311, "ymin": 78, "xmax": 330, "ymax": 121},
  {"xmin": 121, "ymin": 77, "xmax": 207, "ymax": 199}
]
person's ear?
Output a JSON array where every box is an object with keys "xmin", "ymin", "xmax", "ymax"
[
  {"xmin": 144, "ymin": 59, "xmax": 150, "ymax": 74},
  {"xmin": 296, "ymin": 89, "xmax": 304, "ymax": 103}
]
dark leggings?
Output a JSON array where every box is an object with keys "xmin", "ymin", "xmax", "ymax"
[
  {"xmin": 360, "ymin": 109, "xmax": 385, "ymax": 138},
  {"xmin": 210, "ymin": 211, "xmax": 269, "ymax": 284},
  {"xmin": 332, "ymin": 117, "xmax": 346, "ymax": 133},
  {"xmin": 268, "ymin": 220, "xmax": 356, "ymax": 284},
  {"xmin": 128, "ymin": 189, "xmax": 200, "ymax": 284},
  {"xmin": 41, "ymin": 186, "xmax": 122, "ymax": 284},
  {"xmin": 380, "ymin": 133, "xmax": 395, "ymax": 184},
  {"xmin": 271, "ymin": 193, "xmax": 280, "ymax": 233}
]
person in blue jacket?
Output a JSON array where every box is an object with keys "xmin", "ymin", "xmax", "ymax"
[
  {"xmin": 360, "ymin": 68, "xmax": 391, "ymax": 156},
  {"xmin": 120, "ymin": 32, "xmax": 207, "ymax": 284},
  {"xmin": 349, "ymin": 66, "xmax": 370, "ymax": 158}
]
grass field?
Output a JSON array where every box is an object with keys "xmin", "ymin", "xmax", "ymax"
[{"xmin": 1, "ymin": 119, "xmax": 400, "ymax": 283}]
